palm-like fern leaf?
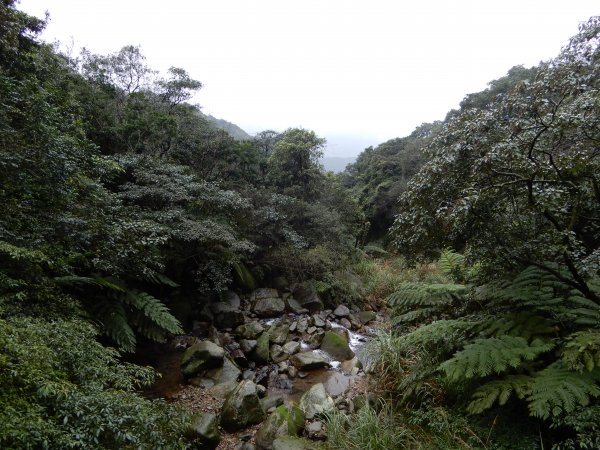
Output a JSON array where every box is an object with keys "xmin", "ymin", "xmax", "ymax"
[
  {"xmin": 467, "ymin": 374, "xmax": 533, "ymax": 414},
  {"xmin": 440, "ymin": 335, "xmax": 555, "ymax": 381}
]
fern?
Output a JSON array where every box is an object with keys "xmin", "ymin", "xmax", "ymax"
[
  {"xmin": 440, "ymin": 335, "xmax": 554, "ymax": 381},
  {"xmin": 527, "ymin": 364, "xmax": 600, "ymax": 419},
  {"xmin": 474, "ymin": 312, "xmax": 557, "ymax": 340},
  {"xmin": 438, "ymin": 249, "xmax": 466, "ymax": 282},
  {"xmin": 467, "ymin": 374, "xmax": 533, "ymax": 414},
  {"xmin": 91, "ymin": 299, "xmax": 136, "ymax": 352},
  {"xmin": 561, "ymin": 331, "xmax": 600, "ymax": 372},
  {"xmin": 123, "ymin": 290, "xmax": 183, "ymax": 342}
]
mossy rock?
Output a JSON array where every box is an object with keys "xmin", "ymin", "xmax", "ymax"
[
  {"xmin": 181, "ymin": 341, "xmax": 225, "ymax": 378},
  {"xmin": 220, "ymin": 380, "xmax": 266, "ymax": 432},
  {"xmin": 255, "ymin": 403, "xmax": 304, "ymax": 449},
  {"xmin": 319, "ymin": 331, "xmax": 354, "ymax": 361}
]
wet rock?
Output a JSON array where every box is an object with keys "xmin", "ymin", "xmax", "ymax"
[
  {"xmin": 340, "ymin": 356, "xmax": 362, "ymax": 375},
  {"xmin": 339, "ymin": 318, "xmax": 352, "ymax": 330},
  {"xmin": 357, "ymin": 310, "xmax": 376, "ymax": 324},
  {"xmin": 333, "ymin": 304, "xmax": 350, "ymax": 317},
  {"xmin": 181, "ymin": 340, "xmax": 225, "ymax": 378},
  {"xmin": 348, "ymin": 314, "xmax": 362, "ymax": 330},
  {"xmin": 330, "ymin": 326, "xmax": 349, "ymax": 341},
  {"xmin": 243, "ymin": 369, "xmax": 255, "ymax": 380},
  {"xmin": 307, "ymin": 330, "xmax": 325, "ymax": 349},
  {"xmin": 320, "ymin": 331, "xmax": 354, "ymax": 361},
  {"xmin": 220, "ymin": 380, "xmax": 266, "ymax": 432},
  {"xmin": 269, "ymin": 323, "xmax": 289, "ymax": 345},
  {"xmin": 255, "ymin": 403, "xmax": 304, "ymax": 450},
  {"xmin": 312, "ymin": 315, "xmax": 326, "ymax": 328},
  {"xmin": 290, "ymin": 351, "xmax": 330, "ymax": 371},
  {"xmin": 254, "ymin": 366, "xmax": 271, "ymax": 386},
  {"xmin": 307, "ymin": 326, "xmax": 317, "ymax": 334},
  {"xmin": 187, "ymin": 412, "xmax": 220, "ymax": 449},
  {"xmin": 272, "ymin": 436, "xmax": 320, "ymax": 450},
  {"xmin": 236, "ymin": 321, "xmax": 265, "ymax": 340},
  {"xmin": 282, "ymin": 341, "xmax": 300, "ymax": 355},
  {"xmin": 299, "ymin": 383, "xmax": 335, "ymax": 419},
  {"xmin": 288, "ymin": 321, "xmax": 297, "ymax": 332},
  {"xmin": 253, "ymin": 332, "xmax": 271, "ymax": 364},
  {"xmin": 231, "ymin": 348, "xmax": 248, "ymax": 367}
]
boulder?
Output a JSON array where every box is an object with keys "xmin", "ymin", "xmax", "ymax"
[
  {"xmin": 207, "ymin": 379, "xmax": 238, "ymax": 399},
  {"xmin": 250, "ymin": 288, "xmax": 280, "ymax": 302},
  {"xmin": 211, "ymin": 302, "xmax": 245, "ymax": 329},
  {"xmin": 290, "ymin": 351, "xmax": 330, "ymax": 371},
  {"xmin": 284, "ymin": 297, "xmax": 308, "ymax": 315},
  {"xmin": 270, "ymin": 344, "xmax": 287, "ymax": 363},
  {"xmin": 254, "ymin": 297, "xmax": 286, "ymax": 317},
  {"xmin": 312, "ymin": 315, "xmax": 326, "ymax": 328},
  {"xmin": 187, "ymin": 412, "xmax": 220, "ymax": 449},
  {"xmin": 255, "ymin": 403, "xmax": 304, "ymax": 450},
  {"xmin": 333, "ymin": 304, "xmax": 350, "ymax": 317},
  {"xmin": 220, "ymin": 380, "xmax": 266, "ymax": 432},
  {"xmin": 340, "ymin": 356, "xmax": 362, "ymax": 375},
  {"xmin": 236, "ymin": 321, "xmax": 265, "ymax": 339},
  {"xmin": 224, "ymin": 290, "xmax": 241, "ymax": 308},
  {"xmin": 181, "ymin": 340, "xmax": 225, "ymax": 378},
  {"xmin": 299, "ymin": 383, "xmax": 335, "ymax": 419},
  {"xmin": 260, "ymin": 394, "xmax": 285, "ymax": 412},
  {"xmin": 204, "ymin": 356, "xmax": 241, "ymax": 384},
  {"xmin": 320, "ymin": 331, "xmax": 354, "ymax": 361},
  {"xmin": 240, "ymin": 339, "xmax": 258, "ymax": 354},
  {"xmin": 292, "ymin": 285, "xmax": 324, "ymax": 312}
]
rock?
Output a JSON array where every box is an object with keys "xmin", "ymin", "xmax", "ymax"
[
  {"xmin": 260, "ymin": 394, "xmax": 285, "ymax": 412},
  {"xmin": 292, "ymin": 285, "xmax": 324, "ymax": 313},
  {"xmin": 284, "ymin": 297, "xmax": 308, "ymax": 315},
  {"xmin": 240, "ymin": 339, "xmax": 258, "ymax": 354},
  {"xmin": 189, "ymin": 377, "xmax": 215, "ymax": 389},
  {"xmin": 272, "ymin": 436, "xmax": 320, "ymax": 450},
  {"xmin": 299, "ymin": 383, "xmax": 335, "ymax": 419},
  {"xmin": 307, "ymin": 330, "xmax": 324, "ymax": 349},
  {"xmin": 251, "ymin": 289, "xmax": 285, "ymax": 317},
  {"xmin": 254, "ymin": 297, "xmax": 286, "ymax": 317},
  {"xmin": 204, "ymin": 356, "xmax": 241, "ymax": 384},
  {"xmin": 211, "ymin": 302, "xmax": 245, "ymax": 329},
  {"xmin": 271, "ymin": 276, "xmax": 290, "ymax": 291},
  {"xmin": 290, "ymin": 351, "xmax": 330, "ymax": 371},
  {"xmin": 207, "ymin": 379, "xmax": 239, "ymax": 399},
  {"xmin": 231, "ymin": 348, "xmax": 248, "ymax": 367},
  {"xmin": 181, "ymin": 341, "xmax": 225, "ymax": 378},
  {"xmin": 357, "ymin": 310, "xmax": 376, "ymax": 324},
  {"xmin": 312, "ymin": 315, "xmax": 326, "ymax": 328},
  {"xmin": 269, "ymin": 323, "xmax": 290, "ymax": 345},
  {"xmin": 348, "ymin": 314, "xmax": 362, "ymax": 330},
  {"xmin": 333, "ymin": 304, "xmax": 350, "ymax": 317},
  {"xmin": 320, "ymin": 331, "xmax": 354, "ymax": 361},
  {"xmin": 288, "ymin": 321, "xmax": 297, "ymax": 332},
  {"xmin": 256, "ymin": 383, "xmax": 267, "ymax": 398},
  {"xmin": 236, "ymin": 321, "xmax": 265, "ymax": 340},
  {"xmin": 339, "ymin": 318, "xmax": 352, "ymax": 330},
  {"xmin": 268, "ymin": 371, "xmax": 293, "ymax": 391},
  {"xmin": 243, "ymin": 369, "xmax": 255, "ymax": 380},
  {"xmin": 220, "ymin": 380, "xmax": 266, "ymax": 432},
  {"xmin": 296, "ymin": 318, "xmax": 309, "ymax": 334},
  {"xmin": 255, "ymin": 403, "xmax": 304, "ymax": 450},
  {"xmin": 237, "ymin": 444, "xmax": 256, "ymax": 450},
  {"xmin": 187, "ymin": 412, "xmax": 220, "ymax": 449},
  {"xmin": 305, "ymin": 420, "xmax": 326, "ymax": 440},
  {"xmin": 253, "ymin": 332, "xmax": 270, "ymax": 364},
  {"xmin": 270, "ymin": 344, "xmax": 287, "ymax": 363},
  {"xmin": 282, "ymin": 341, "xmax": 300, "ymax": 355},
  {"xmin": 340, "ymin": 356, "xmax": 362, "ymax": 375},
  {"xmin": 307, "ymin": 326, "xmax": 317, "ymax": 334},
  {"xmin": 225, "ymin": 290, "xmax": 241, "ymax": 308},
  {"xmin": 330, "ymin": 326, "xmax": 349, "ymax": 341}
]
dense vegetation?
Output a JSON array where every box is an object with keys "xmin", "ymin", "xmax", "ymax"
[
  {"xmin": 335, "ymin": 16, "xmax": 600, "ymax": 450},
  {"xmin": 0, "ymin": 1, "xmax": 363, "ymax": 447},
  {"xmin": 2, "ymin": 0, "xmax": 600, "ymax": 448}
]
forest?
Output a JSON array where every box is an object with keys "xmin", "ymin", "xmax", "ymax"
[{"xmin": 1, "ymin": 1, "xmax": 599, "ymax": 448}]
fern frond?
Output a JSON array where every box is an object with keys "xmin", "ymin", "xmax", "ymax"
[
  {"xmin": 398, "ymin": 319, "xmax": 474, "ymax": 356},
  {"xmin": 53, "ymin": 275, "xmax": 126, "ymax": 293},
  {"xmin": 440, "ymin": 335, "xmax": 555, "ymax": 381},
  {"xmin": 91, "ymin": 299, "xmax": 136, "ymax": 352},
  {"xmin": 124, "ymin": 290, "xmax": 183, "ymax": 337},
  {"xmin": 141, "ymin": 271, "xmax": 180, "ymax": 287},
  {"xmin": 438, "ymin": 249, "xmax": 466, "ymax": 282},
  {"xmin": 527, "ymin": 365, "xmax": 600, "ymax": 419},
  {"xmin": 562, "ymin": 331, "xmax": 600, "ymax": 372},
  {"xmin": 475, "ymin": 313, "xmax": 557, "ymax": 340},
  {"xmin": 467, "ymin": 374, "xmax": 533, "ymax": 414},
  {"xmin": 388, "ymin": 282, "xmax": 466, "ymax": 311}
]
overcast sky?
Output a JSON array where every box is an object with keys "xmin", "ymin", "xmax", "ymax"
[{"xmin": 19, "ymin": 0, "xmax": 599, "ymax": 156}]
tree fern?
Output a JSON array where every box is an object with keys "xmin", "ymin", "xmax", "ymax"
[
  {"xmin": 527, "ymin": 364, "xmax": 600, "ymax": 419},
  {"xmin": 561, "ymin": 331, "xmax": 600, "ymax": 372},
  {"xmin": 91, "ymin": 299, "xmax": 136, "ymax": 352},
  {"xmin": 474, "ymin": 312, "xmax": 557, "ymax": 341},
  {"xmin": 440, "ymin": 335, "xmax": 555, "ymax": 381},
  {"xmin": 123, "ymin": 290, "xmax": 183, "ymax": 342},
  {"xmin": 467, "ymin": 374, "xmax": 533, "ymax": 414}
]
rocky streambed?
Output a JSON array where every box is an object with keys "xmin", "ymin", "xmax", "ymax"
[{"xmin": 148, "ymin": 285, "xmax": 383, "ymax": 449}]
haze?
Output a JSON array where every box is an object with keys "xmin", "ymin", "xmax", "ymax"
[{"xmin": 19, "ymin": 0, "xmax": 599, "ymax": 157}]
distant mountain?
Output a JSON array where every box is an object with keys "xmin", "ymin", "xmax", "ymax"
[
  {"xmin": 321, "ymin": 156, "xmax": 356, "ymax": 173},
  {"xmin": 200, "ymin": 113, "xmax": 252, "ymax": 140}
]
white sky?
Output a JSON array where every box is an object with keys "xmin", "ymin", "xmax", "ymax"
[{"xmin": 19, "ymin": 0, "xmax": 599, "ymax": 156}]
